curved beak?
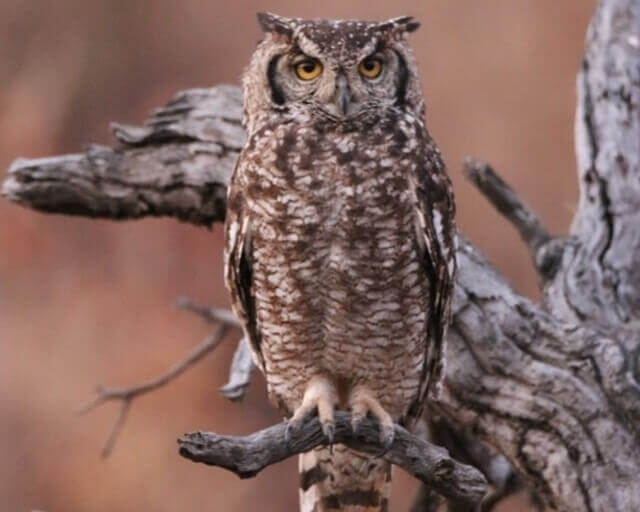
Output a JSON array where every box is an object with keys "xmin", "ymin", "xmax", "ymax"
[{"xmin": 335, "ymin": 73, "xmax": 351, "ymax": 117}]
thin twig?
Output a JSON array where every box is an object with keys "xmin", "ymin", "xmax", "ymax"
[
  {"xmin": 176, "ymin": 296, "xmax": 242, "ymax": 327},
  {"xmin": 178, "ymin": 411, "xmax": 488, "ymax": 506},
  {"xmin": 100, "ymin": 399, "xmax": 131, "ymax": 459},
  {"xmin": 176, "ymin": 297, "xmax": 254, "ymax": 401},
  {"xmin": 78, "ymin": 324, "xmax": 230, "ymax": 457}
]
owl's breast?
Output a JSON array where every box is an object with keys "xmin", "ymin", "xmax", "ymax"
[
  {"xmin": 244, "ymin": 124, "xmax": 419, "ymax": 260},
  {"xmin": 244, "ymin": 121, "xmax": 427, "ymax": 301},
  {"xmin": 242, "ymin": 122, "xmax": 430, "ymax": 414}
]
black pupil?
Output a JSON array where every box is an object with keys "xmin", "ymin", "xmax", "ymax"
[
  {"xmin": 364, "ymin": 60, "xmax": 376, "ymax": 71},
  {"xmin": 302, "ymin": 62, "xmax": 315, "ymax": 73}
]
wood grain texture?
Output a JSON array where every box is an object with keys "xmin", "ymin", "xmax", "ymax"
[
  {"xmin": 3, "ymin": 1, "xmax": 640, "ymax": 510},
  {"xmin": 2, "ymin": 86, "xmax": 242, "ymax": 226},
  {"xmin": 178, "ymin": 411, "xmax": 487, "ymax": 506}
]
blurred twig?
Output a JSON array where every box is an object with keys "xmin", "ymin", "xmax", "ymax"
[
  {"xmin": 78, "ymin": 299, "xmax": 242, "ymax": 457},
  {"xmin": 176, "ymin": 296, "xmax": 242, "ymax": 327},
  {"xmin": 176, "ymin": 296, "xmax": 254, "ymax": 401}
]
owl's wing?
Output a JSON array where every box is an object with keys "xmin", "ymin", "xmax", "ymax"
[
  {"xmin": 224, "ymin": 159, "xmax": 264, "ymax": 371},
  {"xmin": 404, "ymin": 140, "xmax": 457, "ymax": 426}
]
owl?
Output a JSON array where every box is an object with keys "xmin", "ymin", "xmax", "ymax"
[{"xmin": 224, "ymin": 12, "xmax": 456, "ymax": 512}]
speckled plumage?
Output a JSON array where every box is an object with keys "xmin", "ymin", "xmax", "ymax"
[{"xmin": 224, "ymin": 13, "xmax": 456, "ymax": 512}]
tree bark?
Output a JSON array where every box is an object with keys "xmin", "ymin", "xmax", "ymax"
[
  {"xmin": 3, "ymin": 1, "xmax": 640, "ymax": 510},
  {"xmin": 178, "ymin": 412, "xmax": 487, "ymax": 506}
]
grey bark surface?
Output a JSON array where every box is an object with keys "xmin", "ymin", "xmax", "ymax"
[
  {"xmin": 178, "ymin": 411, "xmax": 487, "ymax": 506},
  {"xmin": 2, "ymin": 86, "xmax": 242, "ymax": 226},
  {"xmin": 3, "ymin": 1, "xmax": 640, "ymax": 510}
]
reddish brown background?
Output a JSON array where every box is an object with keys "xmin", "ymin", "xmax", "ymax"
[{"xmin": 0, "ymin": 1, "xmax": 596, "ymax": 510}]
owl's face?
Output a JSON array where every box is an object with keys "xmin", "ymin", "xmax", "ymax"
[{"xmin": 242, "ymin": 13, "xmax": 424, "ymax": 134}]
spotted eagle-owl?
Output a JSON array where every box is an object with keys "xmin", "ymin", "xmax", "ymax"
[{"xmin": 224, "ymin": 12, "xmax": 457, "ymax": 512}]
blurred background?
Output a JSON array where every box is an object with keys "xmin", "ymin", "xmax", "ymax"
[{"xmin": 0, "ymin": 1, "xmax": 596, "ymax": 510}]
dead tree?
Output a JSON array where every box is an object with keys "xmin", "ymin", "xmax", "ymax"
[{"xmin": 3, "ymin": 0, "xmax": 640, "ymax": 510}]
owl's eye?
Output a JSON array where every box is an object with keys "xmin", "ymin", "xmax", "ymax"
[
  {"xmin": 294, "ymin": 59, "xmax": 323, "ymax": 81},
  {"xmin": 359, "ymin": 57, "xmax": 383, "ymax": 79}
]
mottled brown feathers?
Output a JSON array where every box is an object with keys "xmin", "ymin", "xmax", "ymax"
[{"xmin": 225, "ymin": 13, "xmax": 456, "ymax": 512}]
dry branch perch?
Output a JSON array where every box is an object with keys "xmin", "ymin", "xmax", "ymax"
[
  {"xmin": 3, "ymin": 0, "xmax": 640, "ymax": 510},
  {"xmin": 178, "ymin": 411, "xmax": 488, "ymax": 506}
]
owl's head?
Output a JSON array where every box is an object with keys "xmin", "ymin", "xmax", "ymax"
[{"xmin": 242, "ymin": 13, "xmax": 424, "ymax": 134}]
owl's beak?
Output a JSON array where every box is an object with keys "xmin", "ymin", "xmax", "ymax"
[{"xmin": 335, "ymin": 73, "xmax": 351, "ymax": 117}]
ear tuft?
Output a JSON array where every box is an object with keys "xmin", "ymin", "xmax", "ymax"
[
  {"xmin": 257, "ymin": 12, "xmax": 293, "ymax": 36},
  {"xmin": 379, "ymin": 16, "xmax": 420, "ymax": 35},
  {"xmin": 394, "ymin": 16, "xmax": 420, "ymax": 33}
]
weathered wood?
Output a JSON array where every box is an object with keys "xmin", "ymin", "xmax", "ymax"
[
  {"xmin": 3, "ymin": 0, "xmax": 640, "ymax": 510},
  {"xmin": 178, "ymin": 411, "xmax": 488, "ymax": 506},
  {"xmin": 442, "ymin": 237, "xmax": 640, "ymax": 511},
  {"xmin": 546, "ymin": 0, "xmax": 640, "ymax": 324},
  {"xmin": 426, "ymin": 414, "xmax": 527, "ymax": 512},
  {"xmin": 2, "ymin": 86, "xmax": 242, "ymax": 226},
  {"xmin": 463, "ymin": 159, "xmax": 563, "ymax": 281}
]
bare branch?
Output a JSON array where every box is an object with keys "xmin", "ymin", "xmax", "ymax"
[
  {"xmin": 78, "ymin": 324, "xmax": 229, "ymax": 457},
  {"xmin": 99, "ymin": 397, "xmax": 131, "ymax": 459},
  {"xmin": 178, "ymin": 411, "xmax": 488, "ymax": 506},
  {"xmin": 463, "ymin": 158, "xmax": 565, "ymax": 281},
  {"xmin": 175, "ymin": 297, "xmax": 254, "ymax": 401},
  {"xmin": 176, "ymin": 296, "xmax": 242, "ymax": 327},
  {"xmin": 464, "ymin": 158, "xmax": 551, "ymax": 252},
  {"xmin": 1, "ymin": 87, "xmax": 243, "ymax": 227}
]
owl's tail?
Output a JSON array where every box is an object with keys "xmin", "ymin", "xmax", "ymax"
[{"xmin": 299, "ymin": 445, "xmax": 391, "ymax": 512}]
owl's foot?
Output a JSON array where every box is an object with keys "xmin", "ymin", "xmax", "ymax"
[
  {"xmin": 349, "ymin": 385, "xmax": 395, "ymax": 453},
  {"xmin": 285, "ymin": 375, "xmax": 338, "ymax": 445}
]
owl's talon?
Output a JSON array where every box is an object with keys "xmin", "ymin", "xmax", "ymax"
[
  {"xmin": 349, "ymin": 385, "xmax": 395, "ymax": 454},
  {"xmin": 379, "ymin": 424, "xmax": 395, "ymax": 454},
  {"xmin": 287, "ymin": 376, "xmax": 337, "ymax": 446},
  {"xmin": 322, "ymin": 421, "xmax": 335, "ymax": 445},
  {"xmin": 285, "ymin": 408, "xmax": 317, "ymax": 443},
  {"xmin": 284, "ymin": 419, "xmax": 299, "ymax": 444},
  {"xmin": 351, "ymin": 412, "xmax": 367, "ymax": 437}
]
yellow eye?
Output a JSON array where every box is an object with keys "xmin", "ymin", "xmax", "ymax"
[
  {"xmin": 359, "ymin": 57, "xmax": 383, "ymax": 79},
  {"xmin": 294, "ymin": 59, "xmax": 323, "ymax": 81}
]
